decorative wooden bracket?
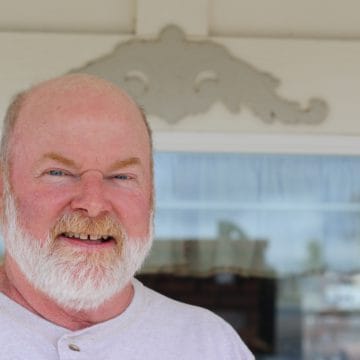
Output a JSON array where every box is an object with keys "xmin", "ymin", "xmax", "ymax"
[{"xmin": 72, "ymin": 25, "xmax": 328, "ymax": 125}]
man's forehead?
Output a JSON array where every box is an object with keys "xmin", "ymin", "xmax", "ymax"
[{"xmin": 6, "ymin": 74, "xmax": 152, "ymax": 169}]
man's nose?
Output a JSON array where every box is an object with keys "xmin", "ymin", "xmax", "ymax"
[{"xmin": 70, "ymin": 170, "xmax": 112, "ymax": 217}]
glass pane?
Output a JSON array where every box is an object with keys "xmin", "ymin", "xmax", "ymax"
[
  {"xmin": 146, "ymin": 152, "xmax": 360, "ymax": 359},
  {"xmin": 152, "ymin": 153, "xmax": 360, "ymax": 275}
]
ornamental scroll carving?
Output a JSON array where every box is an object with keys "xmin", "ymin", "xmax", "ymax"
[{"xmin": 72, "ymin": 25, "xmax": 328, "ymax": 125}]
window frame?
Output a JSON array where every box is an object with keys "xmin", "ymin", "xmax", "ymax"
[{"xmin": 153, "ymin": 131, "xmax": 360, "ymax": 155}]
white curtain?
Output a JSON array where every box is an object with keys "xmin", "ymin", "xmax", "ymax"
[{"xmin": 141, "ymin": 152, "xmax": 360, "ymax": 277}]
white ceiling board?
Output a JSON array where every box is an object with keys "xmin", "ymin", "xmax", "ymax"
[
  {"xmin": 136, "ymin": 0, "xmax": 208, "ymax": 36},
  {"xmin": 210, "ymin": 0, "xmax": 360, "ymax": 38},
  {"xmin": 0, "ymin": 0, "xmax": 135, "ymax": 33},
  {"xmin": 1, "ymin": 0, "xmax": 360, "ymax": 39}
]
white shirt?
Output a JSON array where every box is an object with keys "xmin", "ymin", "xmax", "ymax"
[{"xmin": 0, "ymin": 279, "xmax": 254, "ymax": 359}]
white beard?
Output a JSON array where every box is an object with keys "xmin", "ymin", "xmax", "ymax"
[{"xmin": 3, "ymin": 190, "xmax": 153, "ymax": 311}]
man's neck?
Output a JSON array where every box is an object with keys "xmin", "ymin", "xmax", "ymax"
[{"xmin": 0, "ymin": 258, "xmax": 134, "ymax": 331}]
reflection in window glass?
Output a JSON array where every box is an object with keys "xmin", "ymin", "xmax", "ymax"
[
  {"xmin": 153, "ymin": 153, "xmax": 360, "ymax": 274},
  {"xmin": 147, "ymin": 152, "xmax": 360, "ymax": 359}
]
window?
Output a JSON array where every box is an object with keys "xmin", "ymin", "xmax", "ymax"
[{"xmin": 138, "ymin": 146, "xmax": 360, "ymax": 359}]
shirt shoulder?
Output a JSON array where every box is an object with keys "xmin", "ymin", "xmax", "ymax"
[{"xmin": 133, "ymin": 280, "xmax": 254, "ymax": 360}]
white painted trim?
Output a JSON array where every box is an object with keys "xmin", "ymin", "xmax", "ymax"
[
  {"xmin": 153, "ymin": 131, "xmax": 360, "ymax": 155},
  {"xmin": 157, "ymin": 201, "xmax": 360, "ymax": 212}
]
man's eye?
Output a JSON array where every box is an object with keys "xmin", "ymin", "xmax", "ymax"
[
  {"xmin": 47, "ymin": 169, "xmax": 68, "ymax": 176},
  {"xmin": 112, "ymin": 174, "xmax": 131, "ymax": 180}
]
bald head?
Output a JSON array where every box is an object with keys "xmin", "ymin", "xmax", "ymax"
[{"xmin": 0, "ymin": 74, "xmax": 152, "ymax": 172}]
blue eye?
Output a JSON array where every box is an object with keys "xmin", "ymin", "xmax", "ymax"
[
  {"xmin": 113, "ymin": 174, "xmax": 130, "ymax": 180},
  {"xmin": 48, "ymin": 169, "xmax": 67, "ymax": 176}
]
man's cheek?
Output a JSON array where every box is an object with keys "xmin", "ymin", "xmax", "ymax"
[{"xmin": 13, "ymin": 200, "xmax": 48, "ymax": 240}]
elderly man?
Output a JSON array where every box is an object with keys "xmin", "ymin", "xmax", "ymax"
[{"xmin": 0, "ymin": 74, "xmax": 253, "ymax": 359}]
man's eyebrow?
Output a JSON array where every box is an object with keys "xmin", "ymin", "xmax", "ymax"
[
  {"xmin": 38, "ymin": 152, "xmax": 79, "ymax": 169},
  {"xmin": 108, "ymin": 157, "xmax": 141, "ymax": 172}
]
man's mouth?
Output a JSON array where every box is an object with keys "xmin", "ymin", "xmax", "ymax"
[{"xmin": 60, "ymin": 232, "xmax": 115, "ymax": 244}]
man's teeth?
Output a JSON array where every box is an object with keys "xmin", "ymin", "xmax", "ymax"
[{"xmin": 63, "ymin": 232, "xmax": 110, "ymax": 241}]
